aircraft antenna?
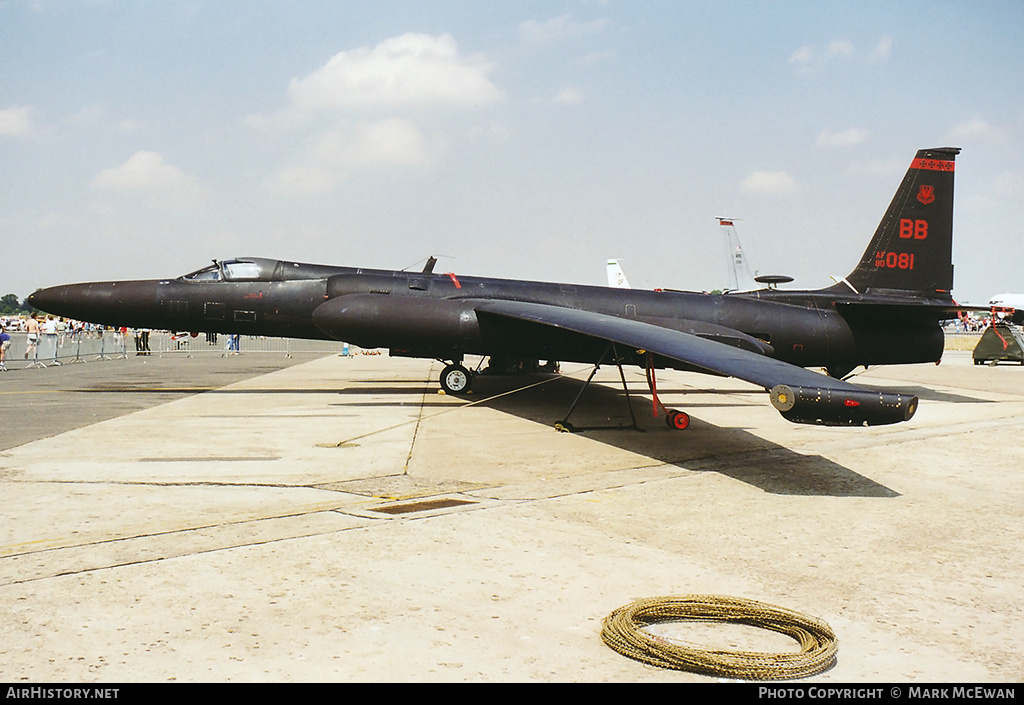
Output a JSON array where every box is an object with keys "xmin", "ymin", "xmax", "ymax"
[{"xmin": 401, "ymin": 254, "xmax": 453, "ymax": 272}]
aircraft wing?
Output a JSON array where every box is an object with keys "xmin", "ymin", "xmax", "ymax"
[{"xmin": 474, "ymin": 299, "xmax": 917, "ymax": 426}]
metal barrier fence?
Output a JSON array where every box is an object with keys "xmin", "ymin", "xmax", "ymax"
[{"xmin": 0, "ymin": 331, "xmax": 353, "ymax": 371}]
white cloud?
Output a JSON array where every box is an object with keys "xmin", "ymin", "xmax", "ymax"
[
  {"xmin": 286, "ymin": 33, "xmax": 502, "ymax": 113},
  {"xmin": 312, "ymin": 119, "xmax": 435, "ymax": 169},
  {"xmin": 0, "ymin": 105, "xmax": 33, "ymax": 137},
  {"xmin": 870, "ymin": 36, "xmax": 893, "ymax": 62},
  {"xmin": 946, "ymin": 116, "xmax": 1008, "ymax": 144},
  {"xmin": 91, "ymin": 151, "xmax": 206, "ymax": 210},
  {"xmin": 817, "ymin": 128, "xmax": 869, "ymax": 148},
  {"xmin": 741, "ymin": 171, "xmax": 799, "ymax": 195},
  {"xmin": 825, "ymin": 40, "xmax": 855, "ymax": 59},
  {"xmin": 266, "ymin": 119, "xmax": 438, "ymax": 196},
  {"xmin": 250, "ymin": 33, "xmax": 499, "ymax": 191},
  {"xmin": 789, "ymin": 36, "xmax": 892, "ymax": 72},
  {"xmin": 520, "ymin": 15, "xmax": 573, "ymax": 42},
  {"xmin": 788, "ymin": 45, "xmax": 815, "ymax": 67}
]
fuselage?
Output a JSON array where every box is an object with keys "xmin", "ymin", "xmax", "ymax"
[{"xmin": 28, "ymin": 257, "xmax": 946, "ymax": 376}]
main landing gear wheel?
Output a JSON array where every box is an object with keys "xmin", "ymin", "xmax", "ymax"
[
  {"xmin": 665, "ymin": 409, "xmax": 691, "ymax": 430},
  {"xmin": 440, "ymin": 363, "xmax": 473, "ymax": 395}
]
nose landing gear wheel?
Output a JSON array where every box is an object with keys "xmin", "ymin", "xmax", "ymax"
[
  {"xmin": 665, "ymin": 409, "xmax": 690, "ymax": 430},
  {"xmin": 440, "ymin": 363, "xmax": 473, "ymax": 395}
]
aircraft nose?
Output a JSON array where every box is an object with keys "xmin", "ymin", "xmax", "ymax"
[
  {"xmin": 28, "ymin": 281, "xmax": 162, "ymax": 328},
  {"xmin": 27, "ymin": 285, "xmax": 70, "ymax": 314}
]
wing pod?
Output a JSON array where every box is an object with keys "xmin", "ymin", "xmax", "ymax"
[{"xmin": 769, "ymin": 384, "xmax": 917, "ymax": 427}]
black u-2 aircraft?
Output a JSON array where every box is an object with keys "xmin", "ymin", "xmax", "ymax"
[{"xmin": 30, "ymin": 147, "xmax": 965, "ymax": 429}]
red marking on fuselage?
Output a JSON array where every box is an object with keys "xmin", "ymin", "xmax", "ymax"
[{"xmin": 446, "ymin": 273, "xmax": 462, "ymax": 289}]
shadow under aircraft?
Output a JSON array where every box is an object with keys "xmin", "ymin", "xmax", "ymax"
[
  {"xmin": 477, "ymin": 372, "xmax": 902, "ymax": 498},
  {"xmin": 308, "ymin": 369, "xmax": 901, "ymax": 498},
  {"xmin": 30, "ymin": 148, "xmax": 971, "ymax": 433}
]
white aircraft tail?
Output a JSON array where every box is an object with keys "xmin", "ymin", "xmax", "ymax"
[
  {"xmin": 607, "ymin": 259, "xmax": 630, "ymax": 288},
  {"xmin": 717, "ymin": 218, "xmax": 759, "ymax": 292}
]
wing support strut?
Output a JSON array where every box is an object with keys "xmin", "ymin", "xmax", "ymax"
[
  {"xmin": 555, "ymin": 343, "xmax": 640, "ymax": 433},
  {"xmin": 554, "ymin": 345, "xmax": 693, "ymax": 433}
]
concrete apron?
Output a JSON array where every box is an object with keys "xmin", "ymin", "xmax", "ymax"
[{"xmin": 0, "ymin": 351, "xmax": 1021, "ymax": 682}]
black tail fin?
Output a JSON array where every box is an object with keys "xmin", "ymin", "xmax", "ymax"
[{"xmin": 839, "ymin": 147, "xmax": 960, "ymax": 298}]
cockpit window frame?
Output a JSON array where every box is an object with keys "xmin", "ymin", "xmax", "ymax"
[
  {"xmin": 179, "ymin": 258, "xmax": 279, "ymax": 283},
  {"xmin": 180, "ymin": 263, "xmax": 223, "ymax": 282}
]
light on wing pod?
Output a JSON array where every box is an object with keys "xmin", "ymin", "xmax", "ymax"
[{"xmin": 770, "ymin": 385, "xmax": 917, "ymax": 427}]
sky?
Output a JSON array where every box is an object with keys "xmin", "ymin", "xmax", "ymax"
[{"xmin": 2, "ymin": 0, "xmax": 1022, "ymax": 305}]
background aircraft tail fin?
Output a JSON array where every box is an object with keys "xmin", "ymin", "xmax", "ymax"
[
  {"xmin": 717, "ymin": 218, "xmax": 759, "ymax": 292},
  {"xmin": 840, "ymin": 147, "xmax": 960, "ymax": 298},
  {"xmin": 607, "ymin": 259, "xmax": 630, "ymax": 288}
]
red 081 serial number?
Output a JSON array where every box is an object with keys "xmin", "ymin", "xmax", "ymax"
[{"xmin": 874, "ymin": 251, "xmax": 915, "ymax": 270}]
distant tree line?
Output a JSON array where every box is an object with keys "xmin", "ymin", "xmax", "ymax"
[{"xmin": 0, "ymin": 293, "xmax": 37, "ymax": 316}]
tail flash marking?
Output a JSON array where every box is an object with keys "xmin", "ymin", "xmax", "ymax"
[{"xmin": 910, "ymin": 157, "xmax": 955, "ymax": 172}]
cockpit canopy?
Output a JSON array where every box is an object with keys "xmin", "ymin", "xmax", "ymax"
[
  {"xmin": 178, "ymin": 257, "xmax": 352, "ymax": 283},
  {"xmin": 180, "ymin": 258, "xmax": 282, "ymax": 282}
]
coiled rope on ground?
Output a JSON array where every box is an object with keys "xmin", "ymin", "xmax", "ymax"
[{"xmin": 601, "ymin": 594, "xmax": 837, "ymax": 680}]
